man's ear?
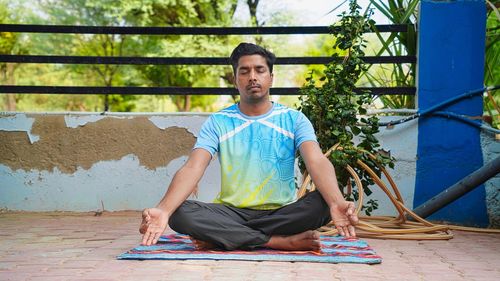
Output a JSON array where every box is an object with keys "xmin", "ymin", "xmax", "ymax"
[{"xmin": 271, "ymin": 72, "xmax": 274, "ymax": 85}]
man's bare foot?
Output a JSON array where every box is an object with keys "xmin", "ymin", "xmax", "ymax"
[
  {"xmin": 263, "ymin": 230, "xmax": 321, "ymax": 251},
  {"xmin": 190, "ymin": 237, "xmax": 217, "ymax": 250}
]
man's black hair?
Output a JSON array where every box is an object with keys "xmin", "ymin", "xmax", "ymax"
[{"xmin": 229, "ymin": 42, "xmax": 276, "ymax": 74}]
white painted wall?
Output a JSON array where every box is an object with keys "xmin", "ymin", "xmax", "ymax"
[
  {"xmin": 0, "ymin": 113, "xmax": 420, "ymax": 216},
  {"xmin": 365, "ymin": 116, "xmax": 418, "ymax": 216}
]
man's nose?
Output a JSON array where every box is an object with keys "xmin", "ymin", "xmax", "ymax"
[{"xmin": 248, "ymin": 70, "xmax": 257, "ymax": 81}]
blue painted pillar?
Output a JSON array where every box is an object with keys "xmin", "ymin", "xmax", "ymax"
[{"xmin": 414, "ymin": 0, "xmax": 488, "ymax": 226}]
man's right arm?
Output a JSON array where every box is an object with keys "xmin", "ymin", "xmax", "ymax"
[{"xmin": 140, "ymin": 148, "xmax": 212, "ymax": 245}]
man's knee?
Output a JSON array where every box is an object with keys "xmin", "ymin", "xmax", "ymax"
[
  {"xmin": 302, "ymin": 190, "xmax": 331, "ymax": 225},
  {"xmin": 305, "ymin": 191, "xmax": 329, "ymax": 211},
  {"xmin": 168, "ymin": 201, "xmax": 198, "ymax": 233}
]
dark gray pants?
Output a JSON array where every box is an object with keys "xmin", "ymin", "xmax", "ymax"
[{"xmin": 168, "ymin": 190, "xmax": 331, "ymax": 250}]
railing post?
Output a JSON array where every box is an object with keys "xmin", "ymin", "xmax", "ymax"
[{"xmin": 414, "ymin": 0, "xmax": 488, "ymax": 226}]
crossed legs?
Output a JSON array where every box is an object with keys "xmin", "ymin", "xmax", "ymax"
[{"xmin": 168, "ymin": 190, "xmax": 331, "ymax": 251}]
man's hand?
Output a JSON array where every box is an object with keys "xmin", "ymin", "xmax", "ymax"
[
  {"xmin": 330, "ymin": 201, "xmax": 358, "ymax": 238},
  {"xmin": 139, "ymin": 208, "xmax": 169, "ymax": 246}
]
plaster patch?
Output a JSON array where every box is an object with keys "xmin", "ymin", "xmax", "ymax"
[
  {"xmin": 0, "ymin": 114, "xmax": 39, "ymax": 143},
  {"xmin": 149, "ymin": 116, "xmax": 207, "ymax": 136},
  {"xmin": 64, "ymin": 115, "xmax": 106, "ymax": 128},
  {"xmin": 0, "ymin": 115, "xmax": 196, "ymax": 173}
]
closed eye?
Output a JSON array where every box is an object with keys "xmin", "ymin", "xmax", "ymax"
[
  {"xmin": 256, "ymin": 67, "xmax": 266, "ymax": 73},
  {"xmin": 238, "ymin": 68, "xmax": 249, "ymax": 74}
]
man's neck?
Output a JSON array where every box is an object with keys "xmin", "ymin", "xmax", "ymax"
[{"xmin": 238, "ymin": 100, "xmax": 273, "ymax": 116}]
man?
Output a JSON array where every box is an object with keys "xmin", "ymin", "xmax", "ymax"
[{"xmin": 139, "ymin": 43, "xmax": 358, "ymax": 251}]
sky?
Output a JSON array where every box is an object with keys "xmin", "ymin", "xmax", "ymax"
[
  {"xmin": 282, "ymin": 0, "xmax": 389, "ymax": 25},
  {"xmin": 233, "ymin": 0, "xmax": 390, "ymax": 26}
]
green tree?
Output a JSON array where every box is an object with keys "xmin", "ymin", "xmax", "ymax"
[
  {"xmin": 485, "ymin": 1, "xmax": 500, "ymax": 129},
  {"xmin": 365, "ymin": 0, "xmax": 418, "ymax": 109},
  {"xmin": 37, "ymin": 0, "xmax": 143, "ymax": 112},
  {"xmin": 0, "ymin": 0, "xmax": 28, "ymax": 111},
  {"xmin": 125, "ymin": 0, "xmax": 239, "ymax": 112}
]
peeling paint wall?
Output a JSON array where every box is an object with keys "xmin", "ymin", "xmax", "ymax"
[
  {"xmin": 0, "ymin": 112, "xmax": 497, "ymax": 227},
  {"xmin": 0, "ymin": 113, "xmax": 212, "ymax": 211},
  {"xmin": 0, "ymin": 112, "xmax": 417, "ymax": 214},
  {"xmin": 0, "ymin": 114, "xmax": 195, "ymax": 173}
]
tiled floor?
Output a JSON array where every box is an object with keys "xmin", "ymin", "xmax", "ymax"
[{"xmin": 0, "ymin": 212, "xmax": 499, "ymax": 281}]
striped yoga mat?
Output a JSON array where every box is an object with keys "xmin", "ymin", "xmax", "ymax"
[{"xmin": 117, "ymin": 233, "xmax": 382, "ymax": 264}]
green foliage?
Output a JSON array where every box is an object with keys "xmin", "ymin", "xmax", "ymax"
[
  {"xmin": 1, "ymin": 0, "xmax": 307, "ymax": 113},
  {"xmin": 0, "ymin": 0, "xmax": 30, "ymax": 111},
  {"xmin": 361, "ymin": 199, "xmax": 379, "ymax": 216},
  {"xmin": 30, "ymin": 0, "xmax": 144, "ymax": 111},
  {"xmin": 124, "ymin": 0, "xmax": 238, "ymax": 112},
  {"xmin": 7, "ymin": 0, "xmax": 239, "ymax": 112},
  {"xmin": 0, "ymin": 1, "xmax": 21, "ymax": 60},
  {"xmin": 485, "ymin": 1, "xmax": 500, "ymax": 129},
  {"xmin": 299, "ymin": 0, "xmax": 394, "ymax": 215},
  {"xmin": 365, "ymin": 0, "xmax": 418, "ymax": 109},
  {"xmin": 124, "ymin": 0, "xmax": 237, "ymax": 27}
]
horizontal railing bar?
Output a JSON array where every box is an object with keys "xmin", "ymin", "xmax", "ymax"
[
  {"xmin": 0, "ymin": 55, "xmax": 416, "ymax": 65},
  {"xmin": 0, "ymin": 24, "xmax": 410, "ymax": 35},
  {"xmin": 0, "ymin": 86, "xmax": 416, "ymax": 96}
]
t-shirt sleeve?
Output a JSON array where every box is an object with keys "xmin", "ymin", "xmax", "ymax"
[
  {"xmin": 294, "ymin": 112, "xmax": 318, "ymax": 150},
  {"xmin": 193, "ymin": 116, "xmax": 219, "ymax": 156}
]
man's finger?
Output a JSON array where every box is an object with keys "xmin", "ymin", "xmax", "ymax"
[
  {"xmin": 346, "ymin": 203, "xmax": 353, "ymax": 215},
  {"xmin": 347, "ymin": 202, "xmax": 356, "ymax": 215},
  {"xmin": 141, "ymin": 231, "xmax": 149, "ymax": 245},
  {"xmin": 342, "ymin": 226, "xmax": 351, "ymax": 238},
  {"xmin": 336, "ymin": 225, "xmax": 345, "ymax": 236},
  {"xmin": 142, "ymin": 209, "xmax": 151, "ymax": 222},
  {"xmin": 142, "ymin": 230, "xmax": 152, "ymax": 246},
  {"xmin": 347, "ymin": 225, "xmax": 356, "ymax": 238},
  {"xmin": 146, "ymin": 229, "xmax": 157, "ymax": 246},
  {"xmin": 349, "ymin": 212, "xmax": 359, "ymax": 224},
  {"xmin": 139, "ymin": 223, "xmax": 147, "ymax": 234},
  {"xmin": 152, "ymin": 232, "xmax": 161, "ymax": 245}
]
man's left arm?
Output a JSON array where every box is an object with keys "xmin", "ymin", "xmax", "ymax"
[{"xmin": 299, "ymin": 141, "xmax": 359, "ymax": 238}]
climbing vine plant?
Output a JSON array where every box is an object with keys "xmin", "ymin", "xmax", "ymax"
[{"xmin": 299, "ymin": 0, "xmax": 394, "ymax": 215}]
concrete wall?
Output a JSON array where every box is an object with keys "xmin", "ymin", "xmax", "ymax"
[
  {"xmin": 482, "ymin": 131, "xmax": 500, "ymax": 227},
  {"xmin": 0, "ymin": 112, "xmax": 218, "ymax": 211},
  {"xmin": 0, "ymin": 112, "xmax": 498, "ymax": 227}
]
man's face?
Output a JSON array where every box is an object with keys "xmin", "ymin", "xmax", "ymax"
[{"xmin": 235, "ymin": 55, "xmax": 274, "ymax": 104}]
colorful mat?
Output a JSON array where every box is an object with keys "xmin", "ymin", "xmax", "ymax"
[{"xmin": 117, "ymin": 233, "xmax": 382, "ymax": 264}]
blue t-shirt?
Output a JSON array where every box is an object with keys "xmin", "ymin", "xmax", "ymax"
[{"xmin": 194, "ymin": 102, "xmax": 317, "ymax": 210}]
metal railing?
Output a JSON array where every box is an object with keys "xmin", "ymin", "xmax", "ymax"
[{"xmin": 0, "ymin": 24, "xmax": 416, "ymax": 110}]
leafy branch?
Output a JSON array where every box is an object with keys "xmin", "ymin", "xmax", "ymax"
[{"xmin": 299, "ymin": 0, "xmax": 394, "ymax": 215}]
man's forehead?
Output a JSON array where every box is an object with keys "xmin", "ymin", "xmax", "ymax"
[{"xmin": 237, "ymin": 55, "xmax": 268, "ymax": 68}]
